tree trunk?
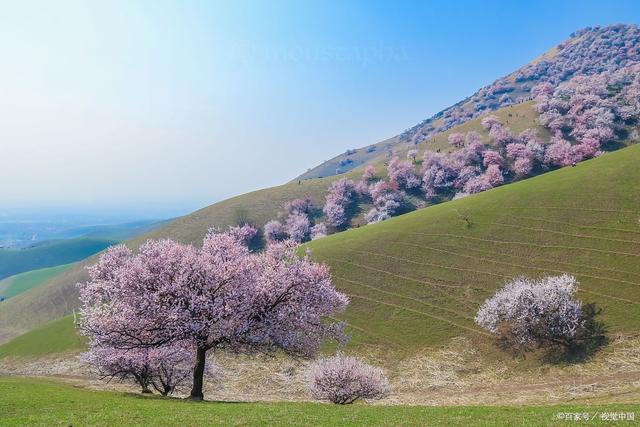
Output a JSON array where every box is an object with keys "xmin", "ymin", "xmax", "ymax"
[{"xmin": 189, "ymin": 346, "xmax": 208, "ymax": 400}]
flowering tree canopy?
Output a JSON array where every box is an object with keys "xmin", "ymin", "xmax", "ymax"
[
  {"xmin": 78, "ymin": 229, "xmax": 349, "ymax": 400},
  {"xmin": 387, "ymin": 157, "xmax": 421, "ymax": 190},
  {"xmin": 475, "ymin": 274, "xmax": 605, "ymax": 356},
  {"xmin": 323, "ymin": 178, "xmax": 356, "ymax": 229}
]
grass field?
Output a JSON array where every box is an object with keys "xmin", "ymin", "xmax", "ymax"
[
  {"xmin": 0, "ymin": 377, "xmax": 636, "ymax": 427},
  {"xmin": 0, "ymin": 263, "xmax": 73, "ymax": 300},
  {"xmin": 0, "ymin": 316, "xmax": 85, "ymax": 359},
  {"xmin": 0, "ymin": 237, "xmax": 115, "ymax": 281}
]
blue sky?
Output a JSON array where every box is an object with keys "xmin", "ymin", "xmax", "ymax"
[{"xmin": 2, "ymin": 0, "xmax": 640, "ymax": 217}]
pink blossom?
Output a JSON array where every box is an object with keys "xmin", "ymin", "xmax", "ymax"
[
  {"xmin": 78, "ymin": 231, "xmax": 349, "ymax": 400},
  {"xmin": 285, "ymin": 212, "xmax": 311, "ymax": 243},
  {"xmin": 362, "ymin": 165, "xmax": 376, "ymax": 181},
  {"xmin": 447, "ymin": 132, "xmax": 465, "ymax": 148},
  {"xmin": 387, "ymin": 157, "xmax": 421, "ymax": 190},
  {"xmin": 308, "ymin": 353, "xmax": 390, "ymax": 404},
  {"xmin": 482, "ymin": 150, "xmax": 504, "ymax": 167}
]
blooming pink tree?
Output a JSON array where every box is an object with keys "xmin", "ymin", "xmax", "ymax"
[
  {"xmin": 323, "ymin": 178, "xmax": 356, "ymax": 229},
  {"xmin": 362, "ymin": 165, "xmax": 376, "ymax": 181},
  {"xmin": 264, "ymin": 220, "xmax": 287, "ymax": 242},
  {"xmin": 421, "ymin": 151, "xmax": 460, "ymax": 197},
  {"xmin": 387, "ymin": 157, "xmax": 421, "ymax": 190},
  {"xmin": 475, "ymin": 274, "xmax": 604, "ymax": 355},
  {"xmin": 228, "ymin": 224, "xmax": 258, "ymax": 246},
  {"xmin": 481, "ymin": 115, "xmax": 502, "ymax": 131},
  {"xmin": 482, "ymin": 150, "xmax": 504, "ymax": 168},
  {"xmin": 407, "ymin": 149, "xmax": 419, "ymax": 163},
  {"xmin": 465, "ymin": 131, "xmax": 483, "ymax": 147},
  {"xmin": 310, "ymin": 223, "xmax": 327, "ymax": 240},
  {"xmin": 308, "ymin": 353, "xmax": 390, "ymax": 404},
  {"xmin": 78, "ymin": 230, "xmax": 349, "ymax": 400},
  {"xmin": 285, "ymin": 198, "xmax": 313, "ymax": 216},
  {"xmin": 447, "ymin": 132, "xmax": 465, "ymax": 148},
  {"xmin": 544, "ymin": 132, "xmax": 573, "ymax": 167},
  {"xmin": 285, "ymin": 212, "xmax": 311, "ymax": 243}
]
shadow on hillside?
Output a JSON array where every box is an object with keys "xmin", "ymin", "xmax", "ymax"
[{"xmin": 543, "ymin": 304, "xmax": 609, "ymax": 365}]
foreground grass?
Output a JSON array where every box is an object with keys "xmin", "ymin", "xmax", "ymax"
[
  {"xmin": 0, "ymin": 377, "xmax": 637, "ymax": 427},
  {"xmin": 0, "ymin": 316, "xmax": 85, "ymax": 359}
]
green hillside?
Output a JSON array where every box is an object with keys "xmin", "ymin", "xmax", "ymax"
[
  {"xmin": 0, "ymin": 264, "xmax": 72, "ymax": 300},
  {"xmin": 0, "ymin": 238, "xmax": 115, "ymax": 281},
  {"xmin": 307, "ymin": 145, "xmax": 640, "ymax": 354},
  {"xmin": 0, "ymin": 316, "xmax": 85, "ymax": 359},
  {"xmin": 3, "ymin": 144, "xmax": 640, "ymax": 359}
]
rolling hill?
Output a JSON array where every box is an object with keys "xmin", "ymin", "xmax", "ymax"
[
  {"xmin": 0, "ymin": 238, "xmax": 116, "ymax": 281},
  {"xmin": 0, "ymin": 92, "xmax": 636, "ymax": 344},
  {"xmin": 3, "ymin": 144, "xmax": 640, "ymax": 359},
  {"xmin": 0, "ymin": 264, "xmax": 72, "ymax": 300}
]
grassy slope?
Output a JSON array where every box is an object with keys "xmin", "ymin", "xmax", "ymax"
[
  {"xmin": 0, "ymin": 238, "xmax": 115, "ymax": 280},
  {"xmin": 3, "ymin": 144, "xmax": 640, "ymax": 360},
  {"xmin": 0, "ymin": 263, "xmax": 72, "ymax": 300},
  {"xmin": 1, "ymin": 377, "xmax": 635, "ymax": 427},
  {"xmin": 307, "ymin": 144, "xmax": 640, "ymax": 354},
  {"xmin": 0, "ymin": 316, "xmax": 85, "ymax": 359}
]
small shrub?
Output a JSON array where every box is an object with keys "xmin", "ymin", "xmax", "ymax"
[{"xmin": 308, "ymin": 354, "xmax": 390, "ymax": 404}]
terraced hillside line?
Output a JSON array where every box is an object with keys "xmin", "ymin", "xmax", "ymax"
[
  {"xmin": 336, "ymin": 276, "xmax": 477, "ymax": 321},
  {"xmin": 344, "ymin": 293, "xmax": 490, "ymax": 337},
  {"xmin": 578, "ymin": 289, "xmax": 640, "ymax": 305},
  {"xmin": 408, "ymin": 232, "xmax": 640, "ymax": 258},
  {"xmin": 436, "ymin": 241, "xmax": 640, "ymax": 281},
  {"xmin": 506, "ymin": 215, "xmax": 640, "ymax": 237},
  {"xmin": 327, "ymin": 258, "xmax": 466, "ymax": 290},
  {"xmin": 326, "ymin": 315, "xmax": 403, "ymax": 348},
  {"xmin": 344, "ymin": 248, "xmax": 509, "ymax": 279},
  {"xmin": 390, "ymin": 240, "xmax": 640, "ymax": 289},
  {"xmin": 331, "ymin": 257, "xmax": 490, "ymax": 310},
  {"xmin": 504, "ymin": 206, "xmax": 639, "ymax": 214},
  {"xmin": 475, "ymin": 221, "xmax": 640, "ymax": 246},
  {"xmin": 328, "ymin": 257, "xmax": 488, "ymax": 309}
]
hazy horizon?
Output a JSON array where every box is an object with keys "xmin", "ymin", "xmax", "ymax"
[{"xmin": 3, "ymin": 0, "xmax": 640, "ymax": 214}]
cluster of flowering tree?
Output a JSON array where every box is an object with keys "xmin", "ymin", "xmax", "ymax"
[
  {"xmin": 535, "ymin": 63, "xmax": 640, "ymax": 165},
  {"xmin": 475, "ymin": 274, "xmax": 606, "ymax": 357},
  {"xmin": 78, "ymin": 228, "xmax": 349, "ymax": 400},
  {"xmin": 323, "ymin": 178, "xmax": 357, "ymax": 229},
  {"xmin": 421, "ymin": 125, "xmax": 514, "ymax": 198},
  {"xmin": 401, "ymin": 24, "xmax": 640, "ymax": 145},
  {"xmin": 264, "ymin": 198, "xmax": 324, "ymax": 243},
  {"xmin": 364, "ymin": 180, "xmax": 405, "ymax": 224},
  {"xmin": 387, "ymin": 157, "xmax": 421, "ymax": 190},
  {"xmin": 267, "ymin": 58, "xmax": 640, "ymax": 237},
  {"xmin": 308, "ymin": 353, "xmax": 390, "ymax": 404}
]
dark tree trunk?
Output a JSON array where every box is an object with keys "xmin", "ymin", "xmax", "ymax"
[{"xmin": 189, "ymin": 346, "xmax": 208, "ymax": 400}]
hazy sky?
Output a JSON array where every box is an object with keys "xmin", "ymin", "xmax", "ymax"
[{"xmin": 2, "ymin": 0, "xmax": 640, "ymax": 216}]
